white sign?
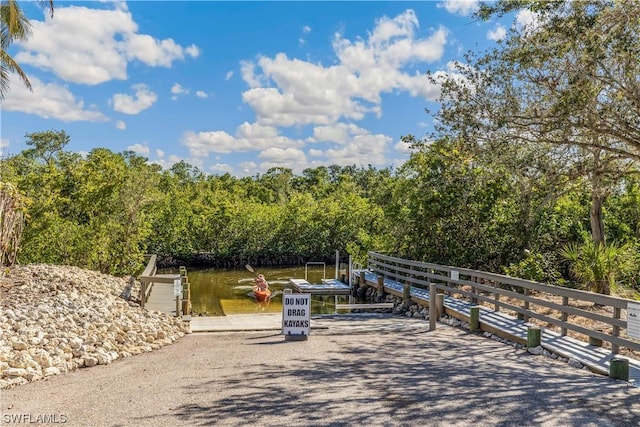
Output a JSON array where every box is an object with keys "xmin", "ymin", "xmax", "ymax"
[
  {"xmin": 282, "ymin": 293, "xmax": 311, "ymax": 337},
  {"xmin": 628, "ymin": 302, "xmax": 640, "ymax": 340},
  {"xmin": 450, "ymin": 270, "xmax": 459, "ymax": 282},
  {"xmin": 173, "ymin": 279, "xmax": 182, "ymax": 298}
]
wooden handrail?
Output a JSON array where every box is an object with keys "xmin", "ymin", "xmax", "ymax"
[
  {"xmin": 139, "ymin": 254, "xmax": 157, "ymax": 308},
  {"xmin": 366, "ymin": 251, "xmax": 640, "ymax": 354}
]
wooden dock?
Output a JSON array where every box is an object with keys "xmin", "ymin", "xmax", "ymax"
[
  {"xmin": 144, "ymin": 274, "xmax": 182, "ymax": 315},
  {"xmin": 290, "ymin": 278, "xmax": 351, "ymax": 295},
  {"xmin": 138, "ymin": 256, "xmax": 190, "ymax": 317}
]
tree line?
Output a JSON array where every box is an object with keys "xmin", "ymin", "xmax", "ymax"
[{"xmin": 1, "ymin": 126, "xmax": 639, "ymax": 296}]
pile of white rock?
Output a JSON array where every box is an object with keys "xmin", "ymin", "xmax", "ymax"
[{"xmin": 0, "ymin": 264, "xmax": 190, "ymax": 389}]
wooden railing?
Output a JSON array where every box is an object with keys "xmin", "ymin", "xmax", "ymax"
[
  {"xmin": 367, "ymin": 251, "xmax": 640, "ymax": 354},
  {"xmin": 139, "ymin": 254, "xmax": 157, "ymax": 308}
]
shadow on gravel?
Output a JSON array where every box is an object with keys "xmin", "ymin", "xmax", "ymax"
[{"xmin": 143, "ymin": 316, "xmax": 640, "ymax": 426}]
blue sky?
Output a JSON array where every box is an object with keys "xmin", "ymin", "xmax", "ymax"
[{"xmin": 1, "ymin": 1, "xmax": 527, "ymax": 177}]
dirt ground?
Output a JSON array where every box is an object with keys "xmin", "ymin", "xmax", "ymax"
[{"xmin": 1, "ymin": 315, "xmax": 639, "ymax": 427}]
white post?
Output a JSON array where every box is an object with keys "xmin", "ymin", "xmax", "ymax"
[{"xmin": 335, "ymin": 250, "xmax": 339, "ymax": 279}]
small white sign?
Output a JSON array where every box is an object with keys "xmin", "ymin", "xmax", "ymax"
[
  {"xmin": 173, "ymin": 279, "xmax": 182, "ymax": 298},
  {"xmin": 628, "ymin": 302, "xmax": 640, "ymax": 340},
  {"xmin": 282, "ymin": 293, "xmax": 311, "ymax": 337},
  {"xmin": 450, "ymin": 270, "xmax": 459, "ymax": 282}
]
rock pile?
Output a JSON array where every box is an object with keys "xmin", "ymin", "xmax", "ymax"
[{"xmin": 0, "ymin": 264, "xmax": 190, "ymax": 389}]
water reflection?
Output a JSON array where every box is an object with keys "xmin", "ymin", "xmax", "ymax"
[{"xmin": 178, "ymin": 265, "xmax": 349, "ymax": 316}]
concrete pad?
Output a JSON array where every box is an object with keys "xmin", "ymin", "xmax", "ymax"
[{"xmin": 189, "ymin": 313, "xmax": 327, "ymax": 332}]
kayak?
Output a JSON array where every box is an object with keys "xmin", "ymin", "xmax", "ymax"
[{"xmin": 253, "ymin": 287, "xmax": 271, "ymax": 302}]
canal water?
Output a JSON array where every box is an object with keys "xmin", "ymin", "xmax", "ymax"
[{"xmin": 179, "ymin": 265, "xmax": 350, "ymax": 316}]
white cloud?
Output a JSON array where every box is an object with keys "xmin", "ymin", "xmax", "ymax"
[
  {"xmin": 181, "ymin": 10, "xmax": 455, "ymax": 173},
  {"xmin": 112, "ymin": 84, "xmax": 157, "ymax": 114},
  {"xmin": 439, "ymin": 0, "xmax": 480, "ymax": 16},
  {"xmin": 225, "ymin": 71, "xmax": 234, "ymax": 80},
  {"xmin": 515, "ymin": 9, "xmax": 544, "ymax": 34},
  {"xmin": 240, "ymin": 61, "xmax": 263, "ymax": 88},
  {"xmin": 196, "ymin": 90, "xmax": 208, "ymax": 98},
  {"xmin": 14, "ymin": 4, "xmax": 200, "ymax": 85},
  {"xmin": 394, "ymin": 138, "xmax": 413, "ymax": 154},
  {"xmin": 127, "ymin": 143, "xmax": 150, "ymax": 156},
  {"xmin": 1, "ymin": 74, "xmax": 107, "ymax": 122},
  {"xmin": 303, "ymin": 25, "xmax": 311, "ymax": 33},
  {"xmin": 257, "ymin": 148, "xmax": 310, "ymax": 173},
  {"xmin": 210, "ymin": 163, "xmax": 234, "ymax": 174},
  {"xmin": 185, "ymin": 45, "xmax": 200, "ymax": 58},
  {"xmin": 239, "ymin": 10, "xmax": 447, "ymax": 128},
  {"xmin": 239, "ymin": 161, "xmax": 257, "ymax": 176},
  {"xmin": 310, "ymin": 123, "xmax": 369, "ymax": 145},
  {"xmin": 171, "ymin": 83, "xmax": 189, "ymax": 95},
  {"xmin": 324, "ymin": 133, "xmax": 391, "ymax": 166},
  {"xmin": 306, "ymin": 123, "xmax": 394, "ymax": 167},
  {"xmin": 0, "ymin": 138, "xmax": 9, "ymax": 157},
  {"xmin": 487, "ymin": 24, "xmax": 506, "ymax": 41},
  {"xmin": 181, "ymin": 121, "xmax": 303, "ymax": 157},
  {"xmin": 115, "ymin": 120, "xmax": 126, "ymax": 130}
]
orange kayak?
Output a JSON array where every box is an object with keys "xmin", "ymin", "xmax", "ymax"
[{"xmin": 253, "ymin": 288, "xmax": 271, "ymax": 302}]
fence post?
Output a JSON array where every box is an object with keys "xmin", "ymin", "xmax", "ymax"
[
  {"xmin": 403, "ymin": 282, "xmax": 411, "ymax": 302},
  {"xmin": 609, "ymin": 357, "xmax": 629, "ymax": 381},
  {"xmin": 140, "ymin": 281, "xmax": 147, "ymax": 308},
  {"xmin": 469, "ymin": 306, "xmax": 480, "ymax": 332},
  {"xmin": 436, "ymin": 293, "xmax": 445, "ymax": 319},
  {"xmin": 517, "ymin": 287, "xmax": 527, "ymax": 321},
  {"xmin": 527, "ymin": 326, "xmax": 542, "ymax": 348},
  {"xmin": 377, "ymin": 275, "xmax": 385, "ymax": 300},
  {"xmin": 471, "ymin": 276, "xmax": 478, "ymax": 305},
  {"xmin": 561, "ymin": 296, "xmax": 569, "ymax": 336},
  {"xmin": 612, "ymin": 307, "xmax": 621, "ymax": 354},
  {"xmin": 429, "ymin": 284, "xmax": 437, "ymax": 331}
]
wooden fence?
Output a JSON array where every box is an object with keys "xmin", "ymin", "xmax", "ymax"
[
  {"xmin": 367, "ymin": 251, "xmax": 640, "ymax": 354},
  {"xmin": 139, "ymin": 254, "xmax": 157, "ymax": 308}
]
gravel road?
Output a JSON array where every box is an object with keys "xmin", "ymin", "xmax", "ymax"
[{"xmin": 1, "ymin": 315, "xmax": 639, "ymax": 426}]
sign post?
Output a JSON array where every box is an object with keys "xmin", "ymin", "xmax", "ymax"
[
  {"xmin": 174, "ymin": 278, "xmax": 182, "ymax": 316},
  {"xmin": 628, "ymin": 302, "xmax": 640, "ymax": 340},
  {"xmin": 282, "ymin": 292, "xmax": 311, "ymax": 341}
]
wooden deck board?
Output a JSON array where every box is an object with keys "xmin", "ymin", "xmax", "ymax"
[
  {"xmin": 145, "ymin": 280, "xmax": 181, "ymax": 316},
  {"xmin": 355, "ymin": 270, "xmax": 640, "ymax": 385}
]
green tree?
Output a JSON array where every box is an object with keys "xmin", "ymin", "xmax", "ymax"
[
  {"xmin": 1, "ymin": 0, "xmax": 53, "ymax": 98},
  {"xmin": 429, "ymin": 0, "xmax": 639, "ymax": 250}
]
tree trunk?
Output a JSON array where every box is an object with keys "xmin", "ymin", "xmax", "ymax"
[{"xmin": 590, "ymin": 193, "xmax": 605, "ymax": 246}]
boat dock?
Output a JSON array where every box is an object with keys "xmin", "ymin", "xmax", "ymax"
[{"xmin": 289, "ymin": 278, "xmax": 351, "ymax": 295}]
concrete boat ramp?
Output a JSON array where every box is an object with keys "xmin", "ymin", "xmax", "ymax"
[{"xmin": 189, "ymin": 313, "xmax": 314, "ymax": 332}]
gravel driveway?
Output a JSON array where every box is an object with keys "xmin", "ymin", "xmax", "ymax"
[{"xmin": 1, "ymin": 315, "xmax": 639, "ymax": 426}]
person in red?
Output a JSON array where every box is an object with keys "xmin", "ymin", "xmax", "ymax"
[
  {"xmin": 253, "ymin": 274, "xmax": 271, "ymax": 307},
  {"xmin": 255, "ymin": 274, "xmax": 269, "ymax": 292}
]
